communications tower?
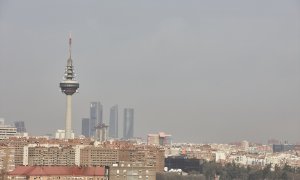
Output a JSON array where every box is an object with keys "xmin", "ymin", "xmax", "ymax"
[{"xmin": 59, "ymin": 34, "xmax": 79, "ymax": 139}]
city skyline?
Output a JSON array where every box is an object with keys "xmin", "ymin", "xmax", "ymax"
[{"xmin": 0, "ymin": 1, "xmax": 299, "ymax": 143}]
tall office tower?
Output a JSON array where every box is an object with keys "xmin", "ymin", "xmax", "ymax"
[
  {"xmin": 59, "ymin": 34, "xmax": 79, "ymax": 139},
  {"xmin": 14, "ymin": 121, "xmax": 26, "ymax": 133},
  {"xmin": 90, "ymin": 102, "xmax": 103, "ymax": 137},
  {"xmin": 123, "ymin": 108, "xmax": 134, "ymax": 139},
  {"xmin": 109, "ymin": 105, "xmax": 118, "ymax": 138},
  {"xmin": 81, "ymin": 118, "xmax": 90, "ymax": 137}
]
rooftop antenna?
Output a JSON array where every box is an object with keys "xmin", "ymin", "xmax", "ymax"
[{"xmin": 69, "ymin": 32, "xmax": 72, "ymax": 59}]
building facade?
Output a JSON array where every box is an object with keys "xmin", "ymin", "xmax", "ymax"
[
  {"xmin": 119, "ymin": 147, "xmax": 165, "ymax": 172},
  {"xmin": 24, "ymin": 145, "xmax": 76, "ymax": 166},
  {"xmin": 109, "ymin": 162, "xmax": 156, "ymax": 180},
  {"xmin": 6, "ymin": 139, "xmax": 28, "ymax": 166},
  {"xmin": 273, "ymin": 144, "xmax": 295, "ymax": 153},
  {"xmin": 147, "ymin": 132, "xmax": 172, "ymax": 146},
  {"xmin": 79, "ymin": 145, "xmax": 164, "ymax": 172},
  {"xmin": 55, "ymin": 129, "xmax": 75, "ymax": 139},
  {"xmin": 0, "ymin": 146, "xmax": 15, "ymax": 173},
  {"xmin": 14, "ymin": 121, "xmax": 26, "ymax": 133},
  {"xmin": 109, "ymin": 105, "xmax": 118, "ymax": 139},
  {"xmin": 123, "ymin": 108, "xmax": 134, "ymax": 139},
  {"xmin": 0, "ymin": 125, "xmax": 17, "ymax": 140},
  {"xmin": 7, "ymin": 166, "xmax": 108, "ymax": 180},
  {"xmin": 90, "ymin": 101, "xmax": 103, "ymax": 137},
  {"xmin": 82, "ymin": 118, "xmax": 90, "ymax": 137},
  {"xmin": 80, "ymin": 147, "xmax": 119, "ymax": 166}
]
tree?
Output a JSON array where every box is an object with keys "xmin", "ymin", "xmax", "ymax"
[{"xmin": 262, "ymin": 164, "xmax": 272, "ymax": 179}]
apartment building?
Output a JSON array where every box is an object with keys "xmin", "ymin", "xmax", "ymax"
[
  {"xmin": 119, "ymin": 147, "xmax": 165, "ymax": 172},
  {"xmin": 0, "ymin": 146, "xmax": 15, "ymax": 173},
  {"xmin": 24, "ymin": 145, "xmax": 76, "ymax": 166},
  {"xmin": 80, "ymin": 147, "xmax": 119, "ymax": 166}
]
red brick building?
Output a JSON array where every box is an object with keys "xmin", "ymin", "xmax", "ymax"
[{"xmin": 7, "ymin": 166, "xmax": 108, "ymax": 180}]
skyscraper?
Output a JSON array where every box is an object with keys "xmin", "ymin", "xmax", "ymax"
[
  {"xmin": 59, "ymin": 34, "xmax": 79, "ymax": 139},
  {"xmin": 123, "ymin": 108, "xmax": 134, "ymax": 139},
  {"xmin": 90, "ymin": 102, "xmax": 103, "ymax": 137},
  {"xmin": 81, "ymin": 118, "xmax": 90, "ymax": 137},
  {"xmin": 109, "ymin": 105, "xmax": 118, "ymax": 138},
  {"xmin": 14, "ymin": 121, "xmax": 26, "ymax": 133}
]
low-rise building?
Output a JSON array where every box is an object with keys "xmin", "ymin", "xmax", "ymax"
[
  {"xmin": 147, "ymin": 132, "xmax": 172, "ymax": 146},
  {"xmin": 0, "ymin": 120, "xmax": 17, "ymax": 140},
  {"xmin": 55, "ymin": 129, "xmax": 75, "ymax": 139},
  {"xmin": 273, "ymin": 144, "xmax": 294, "ymax": 153},
  {"xmin": 110, "ymin": 162, "xmax": 156, "ymax": 180}
]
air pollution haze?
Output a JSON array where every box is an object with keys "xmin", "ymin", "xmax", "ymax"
[{"xmin": 0, "ymin": 1, "xmax": 299, "ymax": 143}]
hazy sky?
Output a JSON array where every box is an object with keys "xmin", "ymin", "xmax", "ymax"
[{"xmin": 0, "ymin": 1, "xmax": 299, "ymax": 143}]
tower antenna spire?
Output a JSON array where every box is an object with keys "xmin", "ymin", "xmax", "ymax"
[{"xmin": 69, "ymin": 33, "xmax": 72, "ymax": 59}]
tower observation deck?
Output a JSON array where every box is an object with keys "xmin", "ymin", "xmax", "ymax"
[{"xmin": 59, "ymin": 34, "xmax": 79, "ymax": 139}]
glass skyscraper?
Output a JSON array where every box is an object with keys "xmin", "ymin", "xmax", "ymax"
[
  {"xmin": 109, "ymin": 105, "xmax": 118, "ymax": 138},
  {"xmin": 123, "ymin": 108, "xmax": 134, "ymax": 139},
  {"xmin": 14, "ymin": 121, "xmax": 26, "ymax": 133},
  {"xmin": 90, "ymin": 101, "xmax": 103, "ymax": 137},
  {"xmin": 81, "ymin": 118, "xmax": 90, "ymax": 137}
]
